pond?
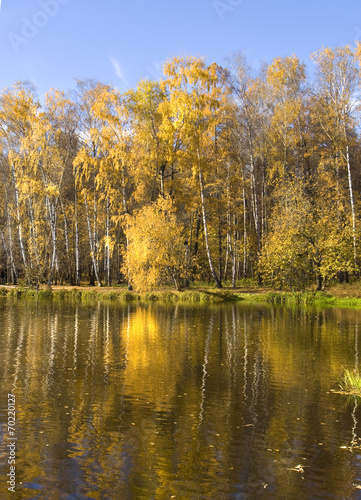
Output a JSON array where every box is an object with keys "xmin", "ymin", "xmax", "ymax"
[{"xmin": 1, "ymin": 298, "xmax": 361, "ymax": 499}]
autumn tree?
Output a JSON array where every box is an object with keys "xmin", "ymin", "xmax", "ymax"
[
  {"xmin": 73, "ymin": 79, "xmax": 113, "ymax": 287},
  {"xmin": 125, "ymin": 80, "xmax": 170, "ymax": 203},
  {"xmin": 89, "ymin": 85, "xmax": 133, "ymax": 286},
  {"xmin": 228, "ymin": 52, "xmax": 271, "ymax": 282},
  {"xmin": 122, "ymin": 196, "xmax": 185, "ymax": 291},
  {"xmin": 261, "ymin": 165, "xmax": 354, "ymax": 290},
  {"xmin": 311, "ymin": 46, "xmax": 360, "ymax": 272},
  {"xmin": 0, "ymin": 82, "xmax": 40, "ymax": 283},
  {"xmin": 159, "ymin": 56, "xmax": 232, "ymax": 288},
  {"xmin": 45, "ymin": 89, "xmax": 80, "ymax": 285},
  {"xmin": 266, "ymin": 55, "xmax": 307, "ymax": 182},
  {"xmin": 0, "ymin": 46, "xmax": 361, "ymax": 290}
]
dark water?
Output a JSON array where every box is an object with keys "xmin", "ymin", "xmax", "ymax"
[{"xmin": 1, "ymin": 299, "xmax": 361, "ymax": 499}]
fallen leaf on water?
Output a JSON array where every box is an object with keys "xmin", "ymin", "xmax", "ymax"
[{"xmin": 287, "ymin": 464, "xmax": 305, "ymax": 473}]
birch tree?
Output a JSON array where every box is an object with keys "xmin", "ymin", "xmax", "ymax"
[
  {"xmin": 312, "ymin": 46, "xmax": 360, "ymax": 272},
  {"xmin": 159, "ymin": 56, "xmax": 231, "ymax": 288}
]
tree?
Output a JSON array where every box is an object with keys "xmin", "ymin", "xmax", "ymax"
[
  {"xmin": 260, "ymin": 170, "xmax": 354, "ymax": 290},
  {"xmin": 90, "ymin": 84, "xmax": 133, "ymax": 286},
  {"xmin": 311, "ymin": 46, "xmax": 360, "ymax": 272},
  {"xmin": 0, "ymin": 46, "xmax": 361, "ymax": 290},
  {"xmin": 266, "ymin": 55, "xmax": 307, "ymax": 182},
  {"xmin": 73, "ymin": 79, "xmax": 112, "ymax": 287},
  {"xmin": 44, "ymin": 89, "xmax": 79, "ymax": 285},
  {"xmin": 228, "ymin": 52, "xmax": 270, "ymax": 282},
  {"xmin": 125, "ymin": 79, "xmax": 169, "ymax": 202},
  {"xmin": 122, "ymin": 196, "xmax": 185, "ymax": 291},
  {"xmin": 159, "ymin": 56, "xmax": 231, "ymax": 288},
  {"xmin": 0, "ymin": 82, "xmax": 40, "ymax": 283}
]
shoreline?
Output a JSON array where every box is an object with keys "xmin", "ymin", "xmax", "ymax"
[{"xmin": 2, "ymin": 284, "xmax": 361, "ymax": 307}]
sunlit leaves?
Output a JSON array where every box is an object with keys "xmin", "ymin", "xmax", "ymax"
[{"xmin": 122, "ymin": 196, "xmax": 185, "ymax": 291}]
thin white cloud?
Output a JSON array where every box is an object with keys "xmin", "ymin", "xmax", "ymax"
[{"xmin": 108, "ymin": 55, "xmax": 128, "ymax": 87}]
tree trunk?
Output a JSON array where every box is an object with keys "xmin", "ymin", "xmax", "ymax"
[
  {"xmin": 224, "ymin": 228, "xmax": 230, "ymax": 282},
  {"xmin": 345, "ymin": 142, "xmax": 357, "ymax": 270},
  {"xmin": 59, "ymin": 195, "xmax": 72, "ymax": 283},
  {"xmin": 82, "ymin": 183, "xmax": 102, "ymax": 286},
  {"xmin": 218, "ymin": 223, "xmax": 223, "ymax": 283},
  {"xmin": 316, "ymin": 273, "xmax": 323, "ymax": 291},
  {"xmin": 232, "ymin": 215, "xmax": 237, "ymax": 289},
  {"xmin": 6, "ymin": 206, "xmax": 17, "ymax": 284},
  {"xmin": 199, "ymin": 168, "xmax": 222, "ymax": 288},
  {"xmin": 0, "ymin": 230, "xmax": 12, "ymax": 283},
  {"xmin": 45, "ymin": 197, "xmax": 57, "ymax": 288},
  {"xmin": 121, "ymin": 159, "xmax": 128, "ymax": 214},
  {"xmin": 74, "ymin": 188, "xmax": 81, "ymax": 286},
  {"xmin": 93, "ymin": 186, "xmax": 100, "ymax": 282},
  {"xmin": 242, "ymin": 184, "xmax": 247, "ymax": 278},
  {"xmin": 11, "ymin": 164, "xmax": 28, "ymax": 277},
  {"xmin": 105, "ymin": 196, "xmax": 111, "ymax": 286},
  {"xmin": 28, "ymin": 198, "xmax": 39, "ymax": 270},
  {"xmin": 249, "ymin": 146, "xmax": 261, "ymax": 256}
]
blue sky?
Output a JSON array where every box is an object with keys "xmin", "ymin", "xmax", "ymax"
[{"xmin": 0, "ymin": 0, "xmax": 360, "ymax": 97}]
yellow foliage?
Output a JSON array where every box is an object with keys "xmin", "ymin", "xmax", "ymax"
[{"xmin": 122, "ymin": 196, "xmax": 185, "ymax": 291}]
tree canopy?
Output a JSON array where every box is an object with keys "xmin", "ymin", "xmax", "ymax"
[{"xmin": 1, "ymin": 45, "xmax": 361, "ymax": 290}]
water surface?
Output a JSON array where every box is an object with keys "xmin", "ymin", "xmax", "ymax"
[{"xmin": 1, "ymin": 299, "xmax": 361, "ymax": 499}]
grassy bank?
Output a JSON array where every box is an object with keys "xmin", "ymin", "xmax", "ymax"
[
  {"xmin": 2, "ymin": 283, "xmax": 361, "ymax": 307},
  {"xmin": 0, "ymin": 286, "xmax": 243, "ymax": 303},
  {"xmin": 238, "ymin": 290, "xmax": 361, "ymax": 307}
]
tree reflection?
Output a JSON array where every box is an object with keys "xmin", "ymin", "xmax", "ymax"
[{"xmin": 0, "ymin": 300, "xmax": 361, "ymax": 498}]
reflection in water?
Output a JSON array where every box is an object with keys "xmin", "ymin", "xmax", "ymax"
[{"xmin": 1, "ymin": 300, "xmax": 361, "ymax": 498}]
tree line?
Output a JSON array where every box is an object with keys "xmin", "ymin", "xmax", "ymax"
[{"xmin": 1, "ymin": 44, "xmax": 361, "ymax": 290}]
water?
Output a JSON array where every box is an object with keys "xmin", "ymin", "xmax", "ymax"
[{"xmin": 1, "ymin": 298, "xmax": 361, "ymax": 499}]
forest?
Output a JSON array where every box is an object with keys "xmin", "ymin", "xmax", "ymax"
[{"xmin": 1, "ymin": 44, "xmax": 361, "ymax": 291}]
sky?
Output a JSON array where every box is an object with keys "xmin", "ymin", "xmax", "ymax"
[{"xmin": 0, "ymin": 0, "xmax": 360, "ymax": 98}]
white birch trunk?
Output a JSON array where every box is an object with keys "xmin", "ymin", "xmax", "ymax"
[
  {"xmin": 345, "ymin": 143, "xmax": 357, "ymax": 269},
  {"xmin": 74, "ymin": 188, "xmax": 80, "ymax": 286},
  {"xmin": 199, "ymin": 168, "xmax": 222, "ymax": 288},
  {"xmin": 10, "ymin": 164, "xmax": 28, "ymax": 273},
  {"xmin": 82, "ymin": 183, "xmax": 101, "ymax": 286}
]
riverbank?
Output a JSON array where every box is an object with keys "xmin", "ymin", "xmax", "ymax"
[
  {"xmin": 0, "ymin": 285, "xmax": 242, "ymax": 303},
  {"xmin": 2, "ymin": 283, "xmax": 361, "ymax": 306}
]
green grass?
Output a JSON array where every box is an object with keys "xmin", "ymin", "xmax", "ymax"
[
  {"xmin": 238, "ymin": 290, "xmax": 361, "ymax": 308},
  {"xmin": 338, "ymin": 369, "xmax": 361, "ymax": 396},
  {"xmin": 0, "ymin": 286, "xmax": 242, "ymax": 303},
  {"xmin": 2, "ymin": 284, "xmax": 361, "ymax": 307}
]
